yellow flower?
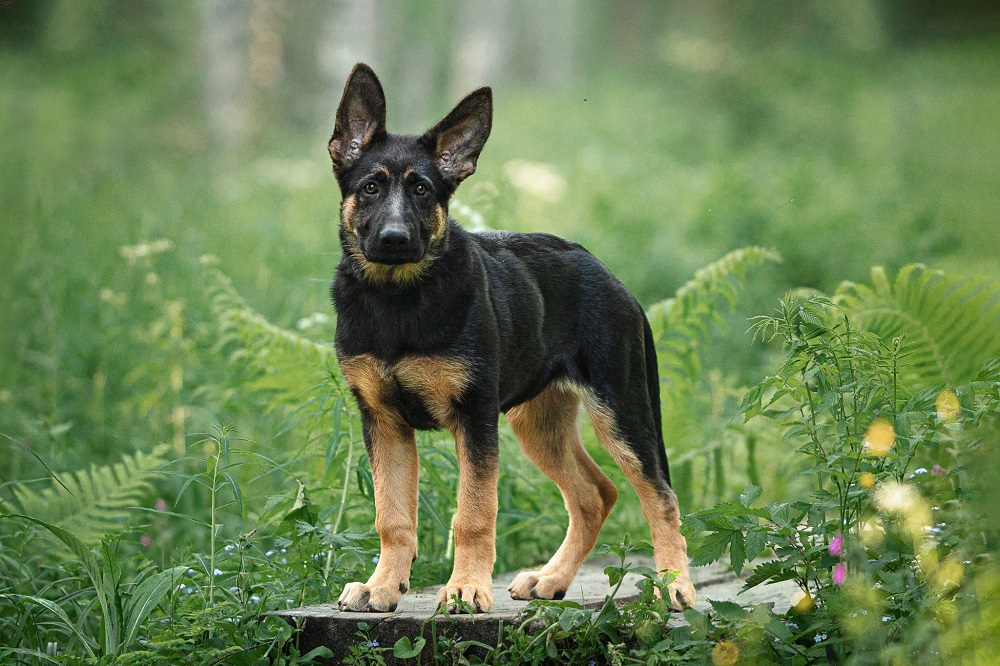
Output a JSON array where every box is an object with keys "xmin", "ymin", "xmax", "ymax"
[
  {"xmin": 935, "ymin": 390, "xmax": 961, "ymax": 422},
  {"xmin": 790, "ymin": 587, "xmax": 814, "ymax": 613},
  {"xmin": 863, "ymin": 419, "xmax": 895, "ymax": 456},
  {"xmin": 712, "ymin": 640, "xmax": 740, "ymax": 666},
  {"xmin": 859, "ymin": 472, "xmax": 877, "ymax": 489}
]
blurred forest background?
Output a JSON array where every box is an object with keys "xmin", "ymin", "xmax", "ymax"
[{"xmin": 2, "ymin": 0, "xmax": 999, "ymax": 578}]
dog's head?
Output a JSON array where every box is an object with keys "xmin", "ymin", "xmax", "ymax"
[{"xmin": 329, "ymin": 63, "xmax": 491, "ymax": 284}]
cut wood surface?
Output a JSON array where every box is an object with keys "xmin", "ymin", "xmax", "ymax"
[{"xmin": 269, "ymin": 559, "xmax": 798, "ymax": 663}]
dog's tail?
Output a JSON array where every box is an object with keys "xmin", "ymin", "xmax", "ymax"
[{"xmin": 642, "ymin": 316, "xmax": 671, "ymax": 487}]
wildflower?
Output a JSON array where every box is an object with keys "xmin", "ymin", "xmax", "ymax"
[
  {"xmin": 711, "ymin": 640, "xmax": 739, "ymax": 666},
  {"xmin": 814, "ymin": 632, "xmax": 828, "ymax": 643},
  {"xmin": 213, "ymin": 568, "xmax": 224, "ymax": 576},
  {"xmin": 372, "ymin": 554, "xmax": 380, "ymax": 564},
  {"xmin": 863, "ymin": 419, "xmax": 895, "ymax": 456},
  {"xmin": 829, "ymin": 532, "xmax": 844, "ymax": 557},
  {"xmin": 931, "ymin": 464, "xmax": 946, "ymax": 476},
  {"xmin": 296, "ymin": 312, "xmax": 331, "ymax": 331},
  {"xmin": 833, "ymin": 563, "xmax": 847, "ymax": 586},
  {"xmin": 859, "ymin": 472, "xmax": 877, "ymax": 489},
  {"xmin": 503, "ymin": 160, "xmax": 567, "ymax": 202},
  {"xmin": 935, "ymin": 390, "xmax": 961, "ymax": 421},
  {"xmin": 366, "ymin": 640, "xmax": 379, "ymax": 648},
  {"xmin": 140, "ymin": 534, "xmax": 151, "ymax": 548},
  {"xmin": 790, "ymin": 588, "xmax": 813, "ymax": 613},
  {"xmin": 875, "ymin": 481, "xmax": 918, "ymax": 514},
  {"xmin": 154, "ymin": 498, "xmax": 168, "ymax": 511}
]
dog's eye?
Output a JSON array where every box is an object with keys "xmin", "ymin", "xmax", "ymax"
[
  {"xmin": 413, "ymin": 183, "xmax": 428, "ymax": 196},
  {"xmin": 363, "ymin": 182, "xmax": 379, "ymax": 195}
]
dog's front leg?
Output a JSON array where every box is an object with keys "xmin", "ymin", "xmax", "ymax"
[
  {"xmin": 338, "ymin": 415, "xmax": 418, "ymax": 612},
  {"xmin": 437, "ymin": 423, "xmax": 499, "ymax": 613}
]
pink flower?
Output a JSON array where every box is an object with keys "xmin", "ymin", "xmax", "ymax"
[
  {"xmin": 829, "ymin": 533, "xmax": 844, "ymax": 557},
  {"xmin": 931, "ymin": 465, "xmax": 945, "ymax": 477},
  {"xmin": 833, "ymin": 563, "xmax": 846, "ymax": 586},
  {"xmin": 155, "ymin": 498, "xmax": 167, "ymax": 511},
  {"xmin": 140, "ymin": 534, "xmax": 152, "ymax": 548}
]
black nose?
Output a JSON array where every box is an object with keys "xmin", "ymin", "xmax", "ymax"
[{"xmin": 379, "ymin": 227, "xmax": 410, "ymax": 251}]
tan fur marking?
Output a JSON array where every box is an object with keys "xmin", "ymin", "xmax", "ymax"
[
  {"xmin": 507, "ymin": 383, "xmax": 618, "ymax": 600},
  {"xmin": 582, "ymin": 390, "xmax": 695, "ymax": 609},
  {"xmin": 336, "ymin": 354, "xmax": 418, "ymax": 611},
  {"xmin": 431, "ymin": 204, "xmax": 447, "ymax": 242},
  {"xmin": 340, "ymin": 195, "xmax": 358, "ymax": 233},
  {"xmin": 437, "ymin": 427, "xmax": 498, "ymax": 612},
  {"xmin": 394, "ymin": 356, "xmax": 470, "ymax": 427}
]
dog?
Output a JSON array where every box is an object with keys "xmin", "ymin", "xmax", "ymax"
[{"xmin": 328, "ymin": 63, "xmax": 695, "ymax": 614}]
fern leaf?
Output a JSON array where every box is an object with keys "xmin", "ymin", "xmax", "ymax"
[
  {"xmin": 202, "ymin": 260, "xmax": 344, "ymax": 411},
  {"xmin": 647, "ymin": 247, "xmax": 780, "ymax": 464},
  {"xmin": 834, "ymin": 264, "xmax": 1000, "ymax": 387},
  {"xmin": 0, "ymin": 445, "xmax": 170, "ymax": 546},
  {"xmin": 649, "ymin": 247, "xmax": 781, "ymax": 388}
]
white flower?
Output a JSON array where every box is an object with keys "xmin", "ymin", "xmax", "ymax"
[{"xmin": 503, "ymin": 160, "xmax": 567, "ymax": 202}]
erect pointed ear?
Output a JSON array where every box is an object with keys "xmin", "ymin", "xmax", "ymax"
[
  {"xmin": 421, "ymin": 87, "xmax": 492, "ymax": 189},
  {"xmin": 329, "ymin": 63, "xmax": 387, "ymax": 173}
]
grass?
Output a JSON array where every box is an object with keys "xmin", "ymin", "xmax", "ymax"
[{"xmin": 1, "ymin": 10, "xmax": 999, "ymax": 662}]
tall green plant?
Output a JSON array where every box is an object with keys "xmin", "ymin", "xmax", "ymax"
[
  {"xmin": 0, "ymin": 515, "xmax": 187, "ymax": 661},
  {"xmin": 646, "ymin": 246, "xmax": 780, "ymax": 507},
  {"xmin": 684, "ymin": 268, "xmax": 1000, "ymax": 662}
]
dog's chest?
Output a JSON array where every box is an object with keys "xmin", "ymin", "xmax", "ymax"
[{"xmin": 338, "ymin": 354, "xmax": 470, "ymax": 431}]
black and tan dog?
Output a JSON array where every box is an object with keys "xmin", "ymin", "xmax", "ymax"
[{"xmin": 328, "ymin": 64, "xmax": 695, "ymax": 614}]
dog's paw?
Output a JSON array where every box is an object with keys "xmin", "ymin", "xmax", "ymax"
[
  {"xmin": 337, "ymin": 582, "xmax": 402, "ymax": 612},
  {"xmin": 665, "ymin": 574, "xmax": 696, "ymax": 611},
  {"xmin": 507, "ymin": 570, "xmax": 570, "ymax": 601},
  {"xmin": 436, "ymin": 579, "xmax": 494, "ymax": 614}
]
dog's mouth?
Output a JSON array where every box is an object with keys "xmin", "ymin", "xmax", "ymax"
[{"xmin": 361, "ymin": 247, "xmax": 426, "ymax": 266}]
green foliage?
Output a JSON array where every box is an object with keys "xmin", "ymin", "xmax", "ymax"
[
  {"xmin": 648, "ymin": 246, "xmax": 781, "ymax": 389},
  {"xmin": 0, "ymin": 445, "xmax": 170, "ymax": 546},
  {"xmin": 0, "ymin": 514, "xmax": 188, "ymax": 661},
  {"xmin": 834, "ymin": 264, "xmax": 1000, "ymax": 388},
  {"xmin": 646, "ymin": 246, "xmax": 781, "ymax": 510},
  {"xmin": 686, "ymin": 282, "xmax": 1000, "ymax": 662}
]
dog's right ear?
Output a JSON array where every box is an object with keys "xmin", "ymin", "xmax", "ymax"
[{"xmin": 329, "ymin": 63, "xmax": 387, "ymax": 173}]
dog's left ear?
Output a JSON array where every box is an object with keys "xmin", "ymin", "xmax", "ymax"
[{"xmin": 422, "ymin": 87, "xmax": 492, "ymax": 189}]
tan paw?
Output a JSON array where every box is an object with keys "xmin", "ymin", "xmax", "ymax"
[
  {"xmin": 507, "ymin": 570, "xmax": 571, "ymax": 601},
  {"xmin": 436, "ymin": 579, "xmax": 494, "ymax": 613},
  {"xmin": 665, "ymin": 574, "xmax": 696, "ymax": 611},
  {"xmin": 337, "ymin": 581, "xmax": 403, "ymax": 612}
]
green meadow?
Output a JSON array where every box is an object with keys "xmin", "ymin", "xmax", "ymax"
[{"xmin": 1, "ymin": 3, "xmax": 999, "ymax": 663}]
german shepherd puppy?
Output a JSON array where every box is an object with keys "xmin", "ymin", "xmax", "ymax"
[{"xmin": 329, "ymin": 64, "xmax": 695, "ymax": 614}]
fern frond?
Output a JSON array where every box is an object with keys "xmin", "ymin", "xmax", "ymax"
[
  {"xmin": 649, "ymin": 246, "xmax": 781, "ymax": 388},
  {"xmin": 0, "ymin": 445, "xmax": 170, "ymax": 546},
  {"xmin": 202, "ymin": 260, "xmax": 344, "ymax": 410},
  {"xmin": 834, "ymin": 264, "xmax": 1000, "ymax": 388}
]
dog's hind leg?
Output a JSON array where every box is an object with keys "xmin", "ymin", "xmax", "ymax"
[
  {"xmin": 584, "ymin": 393, "xmax": 696, "ymax": 610},
  {"xmin": 506, "ymin": 382, "xmax": 618, "ymax": 601}
]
